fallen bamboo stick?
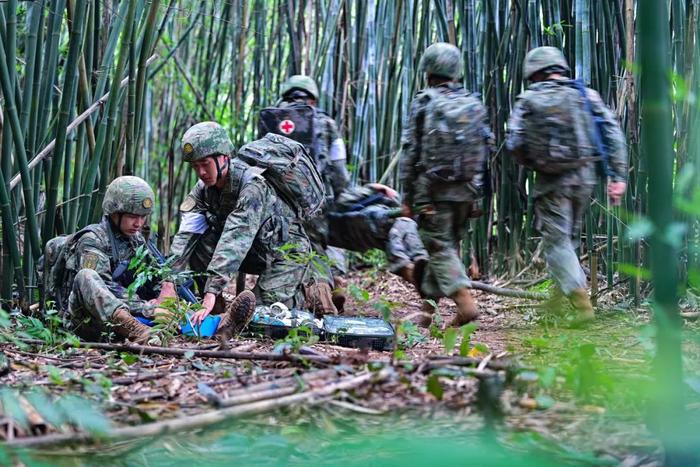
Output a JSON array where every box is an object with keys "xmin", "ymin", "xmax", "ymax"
[
  {"xmin": 469, "ymin": 281, "xmax": 547, "ymax": 300},
  {"xmin": 6, "ymin": 368, "xmax": 392, "ymax": 448}
]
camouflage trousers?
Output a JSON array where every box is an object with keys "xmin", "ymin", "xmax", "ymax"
[
  {"xmin": 66, "ymin": 269, "xmax": 154, "ymax": 341},
  {"xmin": 534, "ymin": 187, "xmax": 593, "ymax": 295},
  {"xmin": 186, "ymin": 227, "xmax": 311, "ymax": 308},
  {"xmin": 416, "ymin": 201, "xmax": 471, "ymax": 298},
  {"xmin": 386, "ymin": 218, "xmax": 429, "ymax": 274}
]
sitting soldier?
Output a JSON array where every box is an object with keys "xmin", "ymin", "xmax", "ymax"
[
  {"xmin": 44, "ymin": 176, "xmax": 255, "ymax": 344},
  {"xmin": 157, "ymin": 122, "xmax": 337, "ymax": 324}
]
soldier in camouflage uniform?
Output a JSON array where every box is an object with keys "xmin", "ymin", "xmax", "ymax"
[
  {"xmin": 60, "ymin": 176, "xmax": 255, "ymax": 344},
  {"xmin": 277, "ymin": 75, "xmax": 351, "ymax": 309},
  {"xmin": 400, "ymin": 43, "xmax": 491, "ymax": 328},
  {"xmin": 506, "ymin": 46, "xmax": 628, "ymax": 323},
  {"xmin": 158, "ymin": 122, "xmax": 337, "ymax": 325}
]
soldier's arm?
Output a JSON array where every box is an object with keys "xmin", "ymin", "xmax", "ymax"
[
  {"xmin": 74, "ymin": 233, "xmax": 114, "ymax": 284},
  {"xmin": 586, "ymin": 88, "xmax": 628, "ymax": 182},
  {"xmin": 203, "ymin": 181, "xmax": 270, "ymax": 296},
  {"xmin": 326, "ymin": 119, "xmax": 350, "ymax": 197},
  {"xmin": 400, "ymin": 96, "xmax": 426, "ymax": 206},
  {"xmin": 170, "ymin": 182, "xmax": 209, "ymax": 270},
  {"xmin": 505, "ymin": 96, "xmax": 528, "ymax": 160}
]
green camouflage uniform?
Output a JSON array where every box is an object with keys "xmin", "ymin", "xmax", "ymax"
[
  {"xmin": 401, "ymin": 82, "xmax": 490, "ymax": 298},
  {"xmin": 278, "ymin": 80, "xmax": 350, "ymax": 278},
  {"xmin": 506, "ymin": 78, "xmax": 627, "ymax": 294},
  {"xmin": 59, "ymin": 176, "xmax": 158, "ymax": 341},
  {"xmin": 170, "ymin": 158, "xmax": 312, "ymax": 308}
]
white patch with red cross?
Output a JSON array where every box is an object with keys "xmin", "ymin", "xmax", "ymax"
[{"xmin": 279, "ymin": 119, "xmax": 295, "ymax": 135}]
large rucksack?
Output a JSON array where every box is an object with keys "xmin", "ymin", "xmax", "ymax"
[
  {"xmin": 516, "ymin": 82, "xmax": 598, "ymax": 174},
  {"xmin": 419, "ymin": 88, "xmax": 488, "ymax": 183},
  {"xmin": 38, "ymin": 226, "xmax": 97, "ymax": 311},
  {"xmin": 237, "ymin": 133, "xmax": 326, "ymax": 218}
]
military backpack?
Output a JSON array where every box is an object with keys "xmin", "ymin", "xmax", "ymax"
[
  {"xmin": 515, "ymin": 81, "xmax": 598, "ymax": 174},
  {"xmin": 237, "ymin": 133, "xmax": 326, "ymax": 218},
  {"xmin": 419, "ymin": 88, "xmax": 488, "ymax": 183}
]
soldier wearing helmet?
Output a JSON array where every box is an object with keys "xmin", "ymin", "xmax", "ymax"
[
  {"xmin": 56, "ymin": 176, "xmax": 254, "ymax": 344},
  {"xmin": 506, "ymin": 46, "xmax": 628, "ymax": 324},
  {"xmin": 400, "ymin": 42, "xmax": 492, "ymax": 328},
  {"xmin": 157, "ymin": 121, "xmax": 338, "ymax": 325}
]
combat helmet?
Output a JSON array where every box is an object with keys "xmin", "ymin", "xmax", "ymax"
[
  {"xmin": 280, "ymin": 75, "xmax": 319, "ymax": 101},
  {"xmin": 181, "ymin": 122, "xmax": 234, "ymax": 163},
  {"xmin": 102, "ymin": 176, "xmax": 155, "ymax": 216},
  {"xmin": 419, "ymin": 42, "xmax": 463, "ymax": 80},
  {"xmin": 522, "ymin": 46, "xmax": 570, "ymax": 80}
]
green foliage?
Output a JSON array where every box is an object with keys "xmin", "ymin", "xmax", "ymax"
[
  {"xmin": 442, "ymin": 323, "xmax": 479, "ymax": 357},
  {"xmin": 274, "ymin": 326, "xmax": 319, "ymax": 353}
]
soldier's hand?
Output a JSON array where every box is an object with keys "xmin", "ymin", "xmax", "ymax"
[
  {"xmin": 400, "ymin": 203, "xmax": 413, "ymax": 218},
  {"xmin": 191, "ymin": 292, "xmax": 216, "ymax": 325},
  {"xmin": 367, "ymin": 183, "xmax": 399, "ymax": 201},
  {"xmin": 607, "ymin": 181, "xmax": 627, "ymax": 206},
  {"xmin": 153, "ymin": 282, "xmax": 177, "ymax": 305}
]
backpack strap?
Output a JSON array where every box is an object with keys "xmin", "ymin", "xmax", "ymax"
[{"xmin": 571, "ymin": 79, "xmax": 612, "ymax": 178}]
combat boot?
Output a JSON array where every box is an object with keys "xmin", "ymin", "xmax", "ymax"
[
  {"xmin": 217, "ymin": 290, "xmax": 256, "ymax": 337},
  {"xmin": 396, "ymin": 264, "xmax": 415, "ymax": 284},
  {"xmin": 304, "ymin": 281, "xmax": 338, "ymax": 318},
  {"xmin": 111, "ymin": 308, "xmax": 155, "ymax": 345},
  {"xmin": 568, "ymin": 288, "xmax": 595, "ymax": 326},
  {"xmin": 416, "ymin": 300, "xmax": 436, "ymax": 328},
  {"xmin": 331, "ymin": 276, "xmax": 347, "ymax": 313},
  {"xmin": 450, "ymin": 287, "xmax": 479, "ymax": 327}
]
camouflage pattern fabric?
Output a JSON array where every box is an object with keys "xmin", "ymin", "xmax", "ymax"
[
  {"xmin": 170, "ymin": 159, "xmax": 312, "ymax": 308},
  {"xmin": 181, "ymin": 121, "xmax": 235, "ymax": 162},
  {"xmin": 61, "ymin": 218, "xmax": 155, "ymax": 340},
  {"xmin": 415, "ymin": 202, "xmax": 472, "ymax": 298},
  {"xmin": 400, "ymin": 82, "xmax": 491, "ymax": 207},
  {"xmin": 506, "ymin": 77, "xmax": 628, "ymax": 296},
  {"xmin": 102, "ymin": 176, "xmax": 155, "ymax": 216},
  {"xmin": 534, "ymin": 188, "xmax": 593, "ymax": 294},
  {"xmin": 506, "ymin": 78, "xmax": 628, "ymax": 197},
  {"xmin": 419, "ymin": 42, "xmax": 464, "ymax": 80}
]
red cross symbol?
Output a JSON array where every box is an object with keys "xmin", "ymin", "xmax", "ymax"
[{"xmin": 279, "ymin": 119, "xmax": 295, "ymax": 135}]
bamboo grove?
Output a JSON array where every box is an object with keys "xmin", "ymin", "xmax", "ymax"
[{"xmin": 0, "ymin": 0, "xmax": 699, "ymax": 307}]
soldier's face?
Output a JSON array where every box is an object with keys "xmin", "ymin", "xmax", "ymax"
[
  {"xmin": 191, "ymin": 155, "xmax": 228, "ymax": 187},
  {"xmin": 112, "ymin": 213, "xmax": 147, "ymax": 236}
]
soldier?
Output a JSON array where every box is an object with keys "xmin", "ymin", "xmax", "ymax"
[
  {"xmin": 400, "ymin": 42, "xmax": 491, "ymax": 328},
  {"xmin": 56, "ymin": 176, "xmax": 255, "ymax": 344},
  {"xmin": 157, "ymin": 122, "xmax": 337, "ymax": 325},
  {"xmin": 506, "ymin": 46, "xmax": 628, "ymax": 324},
  {"xmin": 275, "ymin": 75, "xmax": 351, "ymax": 309}
]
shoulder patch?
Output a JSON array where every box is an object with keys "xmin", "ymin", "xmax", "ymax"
[
  {"xmin": 82, "ymin": 253, "xmax": 99, "ymax": 270},
  {"xmin": 180, "ymin": 196, "xmax": 196, "ymax": 212}
]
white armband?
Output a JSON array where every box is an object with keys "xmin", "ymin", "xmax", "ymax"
[
  {"xmin": 178, "ymin": 212, "xmax": 209, "ymax": 234},
  {"xmin": 329, "ymin": 138, "xmax": 347, "ymax": 162}
]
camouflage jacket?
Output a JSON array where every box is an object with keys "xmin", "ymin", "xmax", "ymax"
[
  {"xmin": 170, "ymin": 159, "xmax": 305, "ymax": 296},
  {"xmin": 506, "ymin": 78, "xmax": 628, "ymax": 197},
  {"xmin": 279, "ymin": 100, "xmax": 350, "ymax": 200},
  {"xmin": 64, "ymin": 218, "xmax": 145, "ymax": 298},
  {"xmin": 400, "ymin": 82, "xmax": 492, "ymax": 206}
]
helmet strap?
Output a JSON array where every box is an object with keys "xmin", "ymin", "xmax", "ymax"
[{"xmin": 212, "ymin": 155, "xmax": 229, "ymax": 181}]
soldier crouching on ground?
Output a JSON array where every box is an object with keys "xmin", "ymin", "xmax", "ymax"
[
  {"xmin": 400, "ymin": 43, "xmax": 492, "ymax": 328},
  {"xmin": 45, "ymin": 176, "xmax": 254, "ymax": 344},
  {"xmin": 506, "ymin": 46, "xmax": 628, "ymax": 325},
  {"xmin": 156, "ymin": 122, "xmax": 337, "ymax": 326}
]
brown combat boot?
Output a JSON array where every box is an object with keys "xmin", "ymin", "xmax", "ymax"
[
  {"xmin": 450, "ymin": 287, "xmax": 479, "ymax": 327},
  {"xmin": 568, "ymin": 288, "xmax": 595, "ymax": 326},
  {"xmin": 331, "ymin": 275, "xmax": 347, "ymax": 313},
  {"xmin": 304, "ymin": 281, "xmax": 338, "ymax": 318},
  {"xmin": 217, "ymin": 290, "xmax": 256, "ymax": 337},
  {"xmin": 416, "ymin": 300, "xmax": 437, "ymax": 328},
  {"xmin": 396, "ymin": 264, "xmax": 415, "ymax": 284},
  {"xmin": 111, "ymin": 308, "xmax": 156, "ymax": 345}
]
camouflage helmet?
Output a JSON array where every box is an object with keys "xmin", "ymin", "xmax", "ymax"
[
  {"xmin": 102, "ymin": 176, "xmax": 155, "ymax": 216},
  {"xmin": 280, "ymin": 75, "xmax": 319, "ymax": 101},
  {"xmin": 419, "ymin": 42, "xmax": 463, "ymax": 80},
  {"xmin": 523, "ymin": 46, "xmax": 570, "ymax": 80},
  {"xmin": 181, "ymin": 122, "xmax": 234, "ymax": 162}
]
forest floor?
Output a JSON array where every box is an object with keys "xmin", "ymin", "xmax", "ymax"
[{"xmin": 2, "ymin": 269, "xmax": 700, "ymax": 464}]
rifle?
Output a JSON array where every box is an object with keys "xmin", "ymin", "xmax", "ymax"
[
  {"xmin": 145, "ymin": 235, "xmax": 198, "ymax": 304},
  {"xmin": 572, "ymin": 79, "xmax": 613, "ymax": 178}
]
